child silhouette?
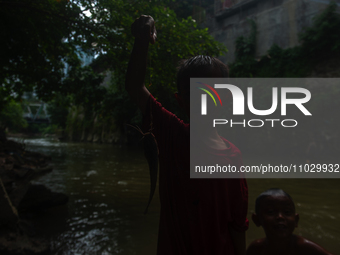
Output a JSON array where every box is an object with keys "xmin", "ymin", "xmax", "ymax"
[{"xmin": 247, "ymin": 188, "xmax": 334, "ymax": 255}]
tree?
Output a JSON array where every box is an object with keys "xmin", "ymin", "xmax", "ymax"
[
  {"xmin": 1, "ymin": 0, "xmax": 227, "ymax": 130},
  {"xmin": 0, "ymin": 100, "xmax": 27, "ymax": 132},
  {"xmin": 91, "ymin": 1, "xmax": 227, "ymax": 122},
  {"xmin": 1, "ymin": 0, "xmax": 106, "ymax": 109},
  {"xmin": 46, "ymin": 94, "xmax": 71, "ymax": 129}
]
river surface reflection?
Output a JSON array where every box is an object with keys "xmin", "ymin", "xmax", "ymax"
[{"xmin": 11, "ymin": 137, "xmax": 340, "ymax": 255}]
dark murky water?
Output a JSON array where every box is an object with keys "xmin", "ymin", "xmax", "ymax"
[{"xmin": 10, "ymin": 137, "xmax": 340, "ymax": 254}]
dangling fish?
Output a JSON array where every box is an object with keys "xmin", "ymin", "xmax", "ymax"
[{"xmin": 126, "ymin": 124, "xmax": 159, "ymax": 214}]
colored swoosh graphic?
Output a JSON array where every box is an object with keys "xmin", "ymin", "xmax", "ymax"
[
  {"xmin": 197, "ymin": 82, "xmax": 223, "ymax": 106},
  {"xmin": 198, "ymin": 87, "xmax": 217, "ymax": 106}
]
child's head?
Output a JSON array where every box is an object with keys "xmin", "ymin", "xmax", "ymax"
[
  {"xmin": 175, "ymin": 56, "xmax": 229, "ymax": 115},
  {"xmin": 177, "ymin": 55, "xmax": 229, "ymax": 97},
  {"xmin": 252, "ymin": 188, "xmax": 299, "ymax": 240}
]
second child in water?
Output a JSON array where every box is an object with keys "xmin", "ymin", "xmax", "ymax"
[{"xmin": 247, "ymin": 188, "xmax": 334, "ymax": 255}]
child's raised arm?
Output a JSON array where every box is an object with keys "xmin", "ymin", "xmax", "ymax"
[{"xmin": 125, "ymin": 15, "xmax": 157, "ymax": 115}]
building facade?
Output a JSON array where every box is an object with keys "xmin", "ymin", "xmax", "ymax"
[{"xmin": 204, "ymin": 0, "xmax": 340, "ymax": 63}]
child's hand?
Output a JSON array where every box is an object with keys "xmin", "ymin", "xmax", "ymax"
[{"xmin": 131, "ymin": 15, "xmax": 157, "ymax": 44}]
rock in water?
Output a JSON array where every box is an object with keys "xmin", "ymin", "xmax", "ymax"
[{"xmin": 18, "ymin": 184, "xmax": 69, "ymax": 212}]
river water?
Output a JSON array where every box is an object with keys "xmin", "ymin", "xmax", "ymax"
[{"xmin": 11, "ymin": 137, "xmax": 340, "ymax": 255}]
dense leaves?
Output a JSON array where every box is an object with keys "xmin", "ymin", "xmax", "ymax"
[
  {"xmin": 46, "ymin": 94, "xmax": 71, "ymax": 129},
  {"xmin": 225, "ymin": 2, "xmax": 340, "ymax": 156},
  {"xmin": 74, "ymin": 0, "xmax": 227, "ymax": 126},
  {"xmin": 300, "ymin": 1, "xmax": 340, "ymax": 57},
  {"xmin": 1, "ymin": 0, "xmax": 226, "ymax": 131},
  {"xmin": 1, "ymin": 0, "xmax": 105, "ymax": 110},
  {"xmin": 0, "ymin": 100, "xmax": 27, "ymax": 131},
  {"xmin": 229, "ymin": 2, "xmax": 340, "ymax": 78}
]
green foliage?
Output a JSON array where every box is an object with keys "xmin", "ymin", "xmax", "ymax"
[
  {"xmin": 229, "ymin": 2, "xmax": 340, "ymax": 78},
  {"xmin": 2, "ymin": 0, "xmax": 226, "ymax": 135},
  {"xmin": 46, "ymin": 94, "xmax": 71, "ymax": 129},
  {"xmin": 0, "ymin": 100, "xmax": 28, "ymax": 131},
  {"xmin": 225, "ymin": 2, "xmax": 340, "ymax": 155},
  {"xmin": 255, "ymin": 45, "xmax": 309, "ymax": 78},
  {"xmin": 1, "ymin": 0, "xmax": 107, "ymax": 113},
  {"xmin": 65, "ymin": 105, "xmax": 84, "ymax": 140},
  {"xmin": 75, "ymin": 0, "xmax": 226, "ymax": 131},
  {"xmin": 168, "ymin": 0, "xmax": 214, "ymax": 21},
  {"xmin": 1, "ymin": 1, "xmax": 85, "ymax": 96},
  {"xmin": 20, "ymin": 123, "xmax": 60, "ymax": 135},
  {"xmin": 235, "ymin": 20, "xmax": 257, "ymax": 59},
  {"xmin": 229, "ymin": 20, "xmax": 258, "ymax": 77},
  {"xmin": 41, "ymin": 124, "xmax": 60, "ymax": 135},
  {"xmin": 145, "ymin": 5, "xmax": 226, "ymax": 109},
  {"xmin": 300, "ymin": 1, "xmax": 340, "ymax": 57},
  {"xmin": 92, "ymin": 1, "xmax": 226, "ymax": 92}
]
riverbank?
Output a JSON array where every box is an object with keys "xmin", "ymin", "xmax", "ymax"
[
  {"xmin": 7, "ymin": 133, "xmax": 58, "ymax": 139},
  {"xmin": 0, "ymin": 137, "xmax": 68, "ymax": 254}
]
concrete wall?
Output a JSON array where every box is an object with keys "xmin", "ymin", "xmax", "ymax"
[{"xmin": 205, "ymin": 0, "xmax": 340, "ymax": 63}]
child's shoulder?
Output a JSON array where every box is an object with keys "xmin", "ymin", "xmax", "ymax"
[
  {"xmin": 246, "ymin": 238, "xmax": 266, "ymax": 255},
  {"xmin": 246, "ymin": 236, "xmax": 333, "ymax": 255},
  {"xmin": 295, "ymin": 235, "xmax": 333, "ymax": 255}
]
